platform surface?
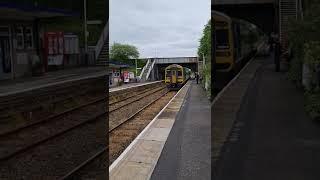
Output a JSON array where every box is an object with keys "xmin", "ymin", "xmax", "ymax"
[
  {"xmin": 0, "ymin": 67, "xmax": 107, "ymax": 96},
  {"xmin": 215, "ymin": 55, "xmax": 320, "ymax": 180},
  {"xmin": 151, "ymin": 80, "xmax": 211, "ymax": 180}
]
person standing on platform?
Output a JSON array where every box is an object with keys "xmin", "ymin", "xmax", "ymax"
[
  {"xmin": 268, "ymin": 33, "xmax": 274, "ymax": 53},
  {"xmin": 274, "ymin": 36, "xmax": 281, "ymax": 72},
  {"xmin": 196, "ymin": 72, "xmax": 199, "ymax": 84}
]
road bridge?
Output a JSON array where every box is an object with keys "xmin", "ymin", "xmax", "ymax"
[
  {"xmin": 150, "ymin": 57, "xmax": 199, "ymax": 81},
  {"xmin": 212, "ymin": 0, "xmax": 300, "ymax": 49},
  {"xmin": 212, "ymin": 0, "xmax": 276, "ymax": 34}
]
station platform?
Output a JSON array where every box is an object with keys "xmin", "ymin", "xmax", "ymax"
[
  {"xmin": 109, "ymin": 81, "xmax": 162, "ymax": 93},
  {"xmin": 0, "ymin": 67, "xmax": 107, "ymax": 97},
  {"xmin": 109, "ymin": 80, "xmax": 211, "ymax": 180},
  {"xmin": 151, "ymin": 80, "xmax": 211, "ymax": 180},
  {"xmin": 213, "ymin": 54, "xmax": 320, "ymax": 179}
]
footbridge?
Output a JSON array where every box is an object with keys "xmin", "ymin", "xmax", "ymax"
[{"xmin": 139, "ymin": 57, "xmax": 200, "ymax": 81}]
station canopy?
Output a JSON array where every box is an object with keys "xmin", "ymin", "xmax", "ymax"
[
  {"xmin": 109, "ymin": 60, "xmax": 131, "ymax": 69},
  {"xmin": 0, "ymin": 2, "xmax": 79, "ymax": 20}
]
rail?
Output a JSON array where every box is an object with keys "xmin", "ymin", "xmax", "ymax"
[{"xmin": 109, "ymin": 89, "xmax": 170, "ymax": 132}]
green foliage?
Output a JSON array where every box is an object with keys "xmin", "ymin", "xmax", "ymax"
[
  {"xmin": 198, "ymin": 19, "xmax": 211, "ymax": 60},
  {"xmin": 197, "ymin": 19, "xmax": 211, "ymax": 99},
  {"xmin": 110, "ymin": 42, "xmax": 140, "ymax": 65},
  {"xmin": 305, "ymin": 89, "xmax": 320, "ymax": 121},
  {"xmin": 203, "ymin": 61, "xmax": 212, "ymax": 99},
  {"xmin": 288, "ymin": 2, "xmax": 320, "ymax": 83},
  {"xmin": 304, "ymin": 41, "xmax": 320, "ymax": 66},
  {"xmin": 288, "ymin": 1, "xmax": 320, "ymax": 120},
  {"xmin": 239, "ymin": 22, "xmax": 260, "ymax": 49}
]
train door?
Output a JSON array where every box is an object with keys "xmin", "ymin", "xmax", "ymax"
[
  {"xmin": 0, "ymin": 27, "xmax": 12, "ymax": 80},
  {"xmin": 171, "ymin": 70, "xmax": 177, "ymax": 84}
]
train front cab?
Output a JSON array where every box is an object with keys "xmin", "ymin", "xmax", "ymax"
[
  {"xmin": 213, "ymin": 11, "xmax": 241, "ymax": 89},
  {"xmin": 165, "ymin": 64, "xmax": 184, "ymax": 90}
]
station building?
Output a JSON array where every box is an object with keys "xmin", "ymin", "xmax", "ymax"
[
  {"xmin": 109, "ymin": 61, "xmax": 131, "ymax": 87},
  {"xmin": 0, "ymin": 2, "xmax": 79, "ymax": 80}
]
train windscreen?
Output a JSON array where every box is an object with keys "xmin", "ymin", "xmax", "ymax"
[{"xmin": 216, "ymin": 29, "xmax": 229, "ymax": 50}]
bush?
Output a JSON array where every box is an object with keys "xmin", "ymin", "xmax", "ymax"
[
  {"xmin": 305, "ymin": 89, "xmax": 320, "ymax": 121},
  {"xmin": 202, "ymin": 60, "xmax": 211, "ymax": 99}
]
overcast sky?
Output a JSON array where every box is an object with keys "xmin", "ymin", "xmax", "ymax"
[{"xmin": 110, "ymin": 0, "xmax": 210, "ymax": 58}]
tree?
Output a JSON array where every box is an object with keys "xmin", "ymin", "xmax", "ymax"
[
  {"xmin": 197, "ymin": 19, "xmax": 212, "ymax": 98},
  {"xmin": 198, "ymin": 19, "xmax": 211, "ymax": 59},
  {"xmin": 110, "ymin": 43, "xmax": 140, "ymax": 65}
]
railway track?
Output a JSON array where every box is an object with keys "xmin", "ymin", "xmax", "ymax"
[
  {"xmin": 54, "ymin": 83, "xmax": 169, "ymax": 180},
  {"xmin": 109, "ymin": 89, "xmax": 170, "ymax": 132},
  {"xmin": 109, "ymin": 85, "xmax": 167, "ymax": 112},
  {"xmin": 109, "ymin": 90, "xmax": 176, "ymax": 165},
  {"xmin": 0, "ymin": 82, "xmax": 105, "ymax": 134},
  {"xmin": 59, "ymin": 147, "xmax": 107, "ymax": 180},
  {"xmin": 60, "ymin": 147, "xmax": 108, "ymax": 180},
  {"xmin": 109, "ymin": 85, "xmax": 168, "ymax": 131},
  {"xmin": 0, "ymin": 96, "xmax": 107, "ymax": 161},
  {"xmin": 59, "ymin": 87, "xmax": 175, "ymax": 178},
  {"xmin": 109, "ymin": 82, "xmax": 164, "ymax": 104},
  {"xmin": 61, "ymin": 90, "xmax": 175, "ymax": 180}
]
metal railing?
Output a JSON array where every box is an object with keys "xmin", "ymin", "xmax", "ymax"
[
  {"xmin": 279, "ymin": 0, "xmax": 297, "ymax": 50},
  {"xmin": 138, "ymin": 59, "xmax": 150, "ymax": 80},
  {"xmin": 95, "ymin": 21, "xmax": 109, "ymax": 59},
  {"xmin": 145, "ymin": 59, "xmax": 155, "ymax": 81},
  {"xmin": 153, "ymin": 57, "xmax": 198, "ymax": 64}
]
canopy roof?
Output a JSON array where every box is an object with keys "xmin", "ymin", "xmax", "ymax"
[
  {"xmin": 109, "ymin": 60, "xmax": 131, "ymax": 68},
  {"xmin": 0, "ymin": 2, "xmax": 79, "ymax": 20}
]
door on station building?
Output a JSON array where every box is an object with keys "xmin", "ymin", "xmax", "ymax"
[{"xmin": 0, "ymin": 27, "xmax": 12, "ymax": 80}]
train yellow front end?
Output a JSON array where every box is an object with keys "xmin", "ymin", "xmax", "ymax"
[{"xmin": 165, "ymin": 64, "xmax": 189, "ymax": 90}]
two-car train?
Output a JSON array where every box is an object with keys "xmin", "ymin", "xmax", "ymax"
[
  {"xmin": 164, "ymin": 64, "xmax": 190, "ymax": 90},
  {"xmin": 213, "ymin": 10, "xmax": 261, "ymax": 89}
]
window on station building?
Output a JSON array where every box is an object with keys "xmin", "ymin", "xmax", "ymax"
[
  {"xmin": 24, "ymin": 27, "xmax": 33, "ymax": 49},
  {"xmin": 16, "ymin": 27, "xmax": 24, "ymax": 50},
  {"xmin": 114, "ymin": 72, "xmax": 120, "ymax": 77}
]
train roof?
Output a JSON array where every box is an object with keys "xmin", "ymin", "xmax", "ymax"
[
  {"xmin": 165, "ymin": 64, "xmax": 183, "ymax": 69},
  {"xmin": 212, "ymin": 10, "xmax": 231, "ymax": 21}
]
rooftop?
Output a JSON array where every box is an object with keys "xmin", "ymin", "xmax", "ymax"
[{"xmin": 0, "ymin": 2, "xmax": 79, "ymax": 20}]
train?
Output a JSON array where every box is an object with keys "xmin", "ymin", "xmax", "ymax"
[
  {"xmin": 164, "ymin": 64, "xmax": 190, "ymax": 90},
  {"xmin": 213, "ymin": 10, "xmax": 261, "ymax": 89}
]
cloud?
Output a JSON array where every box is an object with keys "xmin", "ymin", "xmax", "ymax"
[{"xmin": 110, "ymin": 0, "xmax": 210, "ymax": 58}]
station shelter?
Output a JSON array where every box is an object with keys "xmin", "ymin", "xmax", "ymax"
[
  {"xmin": 0, "ymin": 2, "xmax": 78, "ymax": 80},
  {"xmin": 109, "ymin": 61, "xmax": 131, "ymax": 87}
]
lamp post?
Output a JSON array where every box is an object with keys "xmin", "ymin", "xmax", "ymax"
[
  {"xmin": 84, "ymin": 0, "xmax": 88, "ymax": 63},
  {"xmin": 202, "ymin": 52, "xmax": 206, "ymax": 69},
  {"xmin": 135, "ymin": 59, "xmax": 138, "ymax": 76}
]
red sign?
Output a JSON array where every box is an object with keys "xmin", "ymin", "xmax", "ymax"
[
  {"xmin": 43, "ymin": 32, "xmax": 65, "ymax": 71},
  {"xmin": 123, "ymin": 71, "xmax": 129, "ymax": 83}
]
